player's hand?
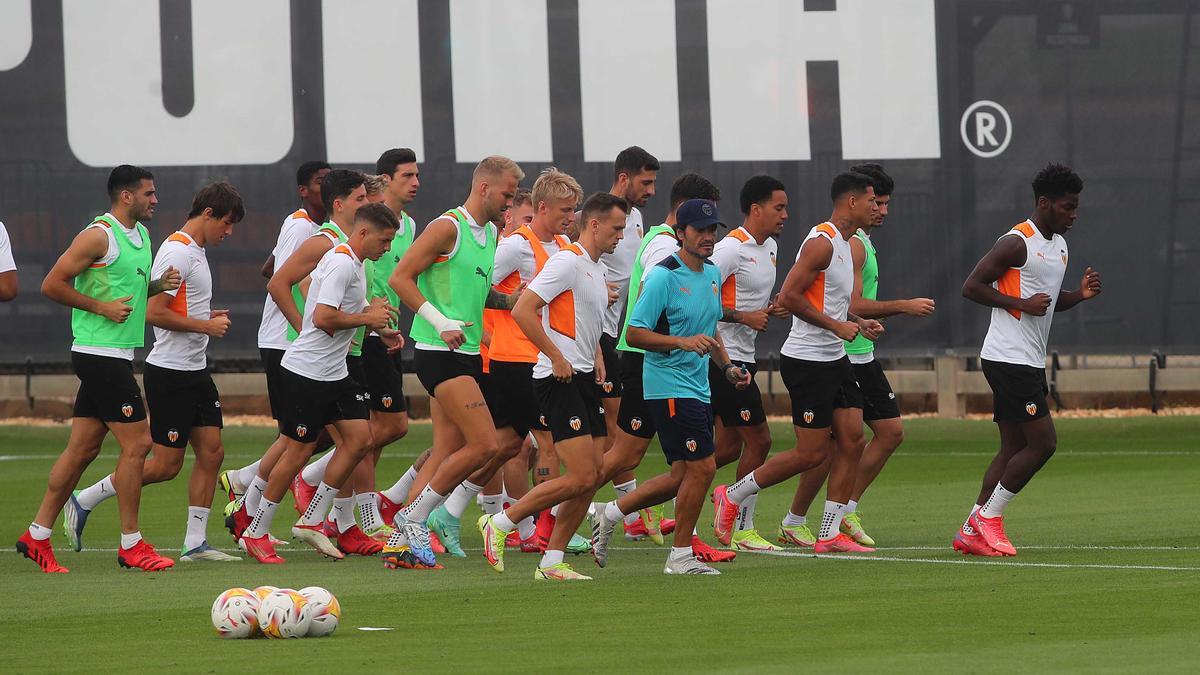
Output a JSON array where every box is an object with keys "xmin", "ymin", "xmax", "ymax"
[
  {"xmin": 363, "ymin": 298, "xmax": 396, "ymax": 330},
  {"xmin": 832, "ymin": 320, "xmax": 860, "ymax": 342},
  {"xmin": 439, "ymin": 321, "xmax": 473, "ymax": 350},
  {"xmin": 1080, "ymin": 266, "xmax": 1102, "ymax": 300},
  {"xmin": 206, "ymin": 310, "xmax": 231, "ymax": 338},
  {"xmin": 606, "ymin": 282, "xmax": 620, "ymax": 307},
  {"xmin": 506, "ymin": 282, "xmax": 526, "ymax": 310},
  {"xmin": 740, "ymin": 308, "xmax": 770, "ymax": 332},
  {"xmin": 676, "ymin": 334, "xmax": 719, "ymax": 355},
  {"xmin": 158, "ymin": 266, "xmax": 182, "ymax": 291},
  {"xmin": 594, "ymin": 349, "xmax": 606, "ymax": 386},
  {"xmin": 551, "ymin": 354, "xmax": 574, "ymax": 382},
  {"xmin": 767, "ymin": 294, "xmax": 792, "ymax": 319},
  {"xmin": 1020, "ymin": 293, "xmax": 1052, "ymax": 316},
  {"xmin": 858, "ymin": 318, "xmax": 884, "ymax": 341},
  {"xmin": 905, "ymin": 298, "xmax": 936, "ymax": 317},
  {"xmin": 99, "ymin": 295, "xmax": 134, "ymax": 323},
  {"xmin": 379, "ymin": 327, "xmax": 405, "ymax": 353},
  {"xmin": 724, "ymin": 364, "xmax": 752, "ymax": 390}
]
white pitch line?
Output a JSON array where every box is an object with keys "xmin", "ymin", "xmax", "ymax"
[
  {"xmin": 0, "ymin": 452, "xmax": 424, "ymax": 462},
  {"xmin": 747, "ymin": 548, "xmax": 1200, "ymax": 571}
]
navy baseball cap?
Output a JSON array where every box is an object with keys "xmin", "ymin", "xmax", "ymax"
[{"xmin": 675, "ymin": 199, "xmax": 724, "ymax": 230}]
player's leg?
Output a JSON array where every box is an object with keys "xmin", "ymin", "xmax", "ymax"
[
  {"xmin": 315, "ymin": 417, "xmax": 382, "ymax": 557},
  {"xmin": 536, "ymin": 435, "xmax": 605, "ymax": 580},
  {"xmin": 107, "ymin": 418, "xmax": 176, "ymax": 569},
  {"xmin": 843, "ymin": 417, "xmax": 902, "ymax": 545},
  {"xmin": 179, "ymin": 425, "xmax": 240, "ymax": 562},
  {"xmin": 727, "ymin": 422, "xmax": 775, "ymax": 551},
  {"xmin": 431, "ymin": 426, "xmax": 524, "ymax": 558},
  {"xmin": 812, "ymin": 406, "xmax": 870, "ymax": 552}
]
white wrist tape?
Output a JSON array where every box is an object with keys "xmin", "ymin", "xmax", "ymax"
[{"xmin": 417, "ymin": 301, "xmax": 463, "ymax": 334}]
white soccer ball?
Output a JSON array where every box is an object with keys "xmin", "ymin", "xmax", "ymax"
[
  {"xmin": 257, "ymin": 589, "xmax": 312, "ymax": 639},
  {"xmin": 211, "ymin": 587, "xmax": 260, "ymax": 639},
  {"xmin": 299, "ymin": 586, "xmax": 341, "ymax": 637},
  {"xmin": 252, "ymin": 585, "xmax": 278, "ymax": 602}
]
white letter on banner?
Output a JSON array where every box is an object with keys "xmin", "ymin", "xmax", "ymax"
[
  {"xmin": 63, "ymin": 0, "xmax": 293, "ymax": 166},
  {"xmin": 450, "ymin": 0, "xmax": 553, "ymax": 162},
  {"xmin": 578, "ymin": 0, "xmax": 681, "ymax": 162},
  {"xmin": 324, "ymin": 0, "xmax": 424, "ymax": 162},
  {"xmin": 707, "ymin": 0, "xmax": 939, "ymax": 161},
  {"xmin": 0, "ymin": 0, "xmax": 32, "ymax": 70}
]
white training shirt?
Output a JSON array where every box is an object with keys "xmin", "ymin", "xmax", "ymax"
[
  {"xmin": 640, "ymin": 224, "xmax": 680, "ymax": 272},
  {"xmin": 281, "ymin": 243, "xmax": 367, "ymax": 381},
  {"xmin": 781, "ymin": 222, "xmax": 853, "ymax": 362},
  {"xmin": 981, "ymin": 220, "xmax": 1069, "ymax": 369},
  {"xmin": 711, "ymin": 226, "xmax": 778, "ymax": 363},
  {"xmin": 71, "ymin": 213, "xmax": 144, "ymax": 361},
  {"xmin": 258, "ymin": 209, "xmax": 320, "ymax": 350},
  {"xmin": 146, "ymin": 231, "xmax": 212, "ymax": 371},
  {"xmin": 0, "ymin": 221, "xmax": 15, "ymax": 274},
  {"xmin": 600, "ymin": 206, "xmax": 644, "ymax": 337},
  {"xmin": 528, "ymin": 245, "xmax": 609, "ymax": 378}
]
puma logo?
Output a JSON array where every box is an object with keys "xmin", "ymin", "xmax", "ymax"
[
  {"xmin": 475, "ymin": 266, "xmax": 490, "ymax": 279},
  {"xmin": 136, "ymin": 268, "xmax": 148, "ymax": 279}
]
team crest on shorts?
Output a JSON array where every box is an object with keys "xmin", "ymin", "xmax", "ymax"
[
  {"xmin": 685, "ymin": 439, "xmax": 698, "ymax": 452},
  {"xmin": 121, "ymin": 403, "xmax": 133, "ymax": 418},
  {"xmin": 630, "ymin": 417, "xmax": 642, "ymax": 431},
  {"xmin": 740, "ymin": 408, "xmax": 751, "ymax": 422},
  {"xmin": 1025, "ymin": 402, "xmax": 1038, "ymax": 416},
  {"xmin": 602, "ymin": 381, "xmax": 613, "ymax": 393},
  {"xmin": 803, "ymin": 410, "xmax": 815, "ymax": 425},
  {"xmin": 381, "ymin": 395, "xmax": 393, "ymax": 409},
  {"xmin": 167, "ymin": 429, "xmax": 179, "ymax": 443},
  {"xmin": 569, "ymin": 416, "xmax": 582, "ymax": 431},
  {"xmin": 296, "ymin": 424, "xmax": 308, "ymax": 438}
]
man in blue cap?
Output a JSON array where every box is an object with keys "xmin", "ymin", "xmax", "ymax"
[{"xmin": 591, "ymin": 198, "xmax": 751, "ymax": 575}]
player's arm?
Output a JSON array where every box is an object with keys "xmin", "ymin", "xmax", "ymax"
[
  {"xmin": 145, "ymin": 255, "xmax": 229, "ymax": 337},
  {"xmin": 848, "ymin": 236, "xmax": 934, "ymax": 319},
  {"xmin": 266, "ymin": 234, "xmax": 330, "ymax": 333},
  {"xmin": 260, "ymin": 253, "xmax": 275, "ymax": 279},
  {"xmin": 147, "ymin": 266, "xmax": 182, "ymax": 297},
  {"xmin": 1055, "ymin": 267, "xmax": 1102, "ymax": 312},
  {"xmin": 626, "ymin": 271, "xmax": 719, "ymax": 355},
  {"xmin": 41, "ymin": 227, "xmax": 135, "ymax": 322},
  {"xmin": 0, "ymin": 270, "xmax": 15, "ymax": 301},
  {"xmin": 962, "ymin": 235, "xmax": 1051, "ymax": 316},
  {"xmin": 312, "ymin": 260, "xmax": 394, "ymax": 333},
  {"xmin": 777, "ymin": 237, "xmax": 859, "ymax": 341},
  {"xmin": 512, "ymin": 283, "xmax": 572, "ymax": 382},
  {"xmin": 485, "ymin": 287, "xmax": 521, "ymax": 310}
]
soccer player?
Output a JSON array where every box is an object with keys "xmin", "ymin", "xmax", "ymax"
[
  {"xmin": 17, "ymin": 165, "xmax": 181, "ymax": 573},
  {"xmin": 381, "ymin": 155, "xmax": 523, "ymax": 570},
  {"xmin": 776, "ymin": 164, "xmax": 936, "ymax": 547},
  {"xmin": 427, "ymin": 168, "xmax": 583, "ymax": 558},
  {"xmin": 66, "ymin": 182, "xmax": 245, "ymax": 562},
  {"xmin": 240, "ymin": 203, "xmax": 401, "ymax": 564},
  {"xmin": 0, "ymin": 219, "xmax": 16, "ymax": 301},
  {"xmin": 500, "ymin": 188, "xmax": 534, "ymax": 237},
  {"xmin": 592, "ymin": 199, "xmax": 750, "ymax": 575},
  {"xmin": 707, "ymin": 176, "xmax": 791, "ymax": 552},
  {"xmin": 479, "ymin": 192, "xmax": 628, "ymax": 580},
  {"xmin": 713, "ymin": 172, "xmax": 884, "ymax": 554},
  {"xmin": 954, "ymin": 163, "xmax": 1101, "ymax": 556}
]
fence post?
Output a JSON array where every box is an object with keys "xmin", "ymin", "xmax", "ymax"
[{"xmin": 935, "ymin": 356, "xmax": 963, "ymax": 418}]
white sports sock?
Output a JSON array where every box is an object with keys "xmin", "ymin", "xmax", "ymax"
[
  {"xmin": 235, "ymin": 460, "xmax": 261, "ymax": 491},
  {"xmin": 401, "ymin": 485, "xmax": 446, "ymax": 524},
  {"xmin": 550, "ymin": 503, "xmax": 561, "ymax": 518},
  {"xmin": 962, "ymin": 504, "xmax": 982, "ymax": 534},
  {"xmin": 184, "ymin": 506, "xmax": 209, "ymax": 550},
  {"xmin": 301, "ymin": 450, "xmax": 335, "ymax": 486},
  {"xmin": 818, "ymin": 501, "xmax": 846, "ymax": 541},
  {"xmin": 782, "ymin": 511, "xmax": 807, "ymax": 527},
  {"xmin": 357, "ymin": 493, "xmax": 382, "ymax": 531},
  {"xmin": 382, "ymin": 465, "xmax": 418, "ymax": 504},
  {"xmin": 614, "ymin": 480, "xmax": 639, "ymax": 525},
  {"xmin": 539, "ymin": 549, "xmax": 565, "ymax": 568},
  {"xmin": 846, "ymin": 499, "xmax": 858, "ymax": 514},
  {"xmin": 332, "ymin": 497, "xmax": 355, "ymax": 533},
  {"xmin": 725, "ymin": 472, "xmax": 761, "ymax": 505},
  {"xmin": 245, "ymin": 476, "xmax": 268, "ymax": 513},
  {"xmin": 120, "ymin": 531, "xmax": 143, "ymax": 549},
  {"xmin": 980, "ymin": 484, "xmax": 1018, "ymax": 518},
  {"xmin": 517, "ymin": 516, "xmax": 536, "ymax": 540},
  {"xmin": 385, "ymin": 527, "xmax": 407, "ymax": 548},
  {"xmin": 669, "ymin": 546, "xmax": 692, "ymax": 560},
  {"xmin": 28, "ymin": 523, "xmax": 52, "ymax": 540},
  {"xmin": 444, "ymin": 480, "xmax": 483, "ymax": 519},
  {"xmin": 300, "ymin": 482, "xmax": 338, "ymax": 526},
  {"xmin": 737, "ymin": 493, "xmax": 758, "ymax": 531},
  {"xmin": 604, "ymin": 500, "xmax": 625, "ymax": 523},
  {"xmin": 492, "ymin": 511, "xmax": 517, "ymax": 533},
  {"xmin": 480, "ymin": 492, "xmax": 503, "ymax": 516},
  {"xmin": 245, "ymin": 499, "xmax": 279, "ymax": 539},
  {"xmin": 76, "ymin": 474, "xmax": 115, "ymax": 511}
]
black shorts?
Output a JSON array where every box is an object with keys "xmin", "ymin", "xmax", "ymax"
[
  {"xmin": 361, "ymin": 335, "xmax": 407, "ymax": 413},
  {"xmin": 71, "ymin": 352, "xmax": 146, "ymax": 423},
  {"xmin": 534, "ymin": 374, "xmax": 607, "ymax": 443},
  {"xmin": 616, "ymin": 350, "xmax": 656, "ymax": 438},
  {"xmin": 259, "ymin": 348, "xmax": 287, "ymax": 423},
  {"xmin": 278, "ymin": 369, "xmax": 369, "ymax": 442},
  {"xmin": 597, "ymin": 333, "xmax": 623, "ymax": 398},
  {"xmin": 708, "ymin": 360, "xmax": 765, "ymax": 427},
  {"xmin": 982, "ymin": 359, "xmax": 1050, "ymax": 424},
  {"xmin": 485, "ymin": 360, "xmax": 549, "ymax": 437},
  {"xmin": 852, "ymin": 359, "xmax": 901, "ymax": 422},
  {"xmin": 780, "ymin": 355, "xmax": 863, "ymax": 429},
  {"xmin": 648, "ymin": 398, "xmax": 715, "ymax": 464},
  {"xmin": 345, "ymin": 354, "xmax": 374, "ymax": 410},
  {"xmin": 413, "ymin": 349, "xmax": 485, "ymax": 396},
  {"xmin": 143, "ymin": 363, "xmax": 223, "ymax": 448}
]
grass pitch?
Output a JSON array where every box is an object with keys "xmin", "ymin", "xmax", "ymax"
[{"xmin": 1, "ymin": 416, "xmax": 1197, "ymax": 673}]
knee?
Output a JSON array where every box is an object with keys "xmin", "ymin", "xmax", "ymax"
[
  {"xmin": 69, "ymin": 443, "xmax": 103, "ymax": 464},
  {"xmin": 157, "ymin": 451, "xmax": 186, "ymax": 478},
  {"xmin": 693, "ymin": 457, "xmax": 717, "ymax": 482},
  {"xmin": 794, "ymin": 444, "xmax": 827, "ymax": 469},
  {"xmin": 121, "ymin": 438, "xmax": 153, "ymax": 460},
  {"xmin": 883, "ymin": 427, "xmax": 905, "ymax": 450}
]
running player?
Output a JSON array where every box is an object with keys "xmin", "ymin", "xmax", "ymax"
[
  {"xmin": 240, "ymin": 203, "xmax": 401, "ymax": 563},
  {"xmin": 0, "ymin": 218, "xmax": 16, "ymax": 301},
  {"xmin": 479, "ymin": 192, "xmax": 628, "ymax": 580},
  {"xmin": 713, "ymin": 172, "xmax": 884, "ymax": 554},
  {"xmin": 17, "ymin": 165, "xmax": 180, "ymax": 573},
  {"xmin": 954, "ymin": 163, "xmax": 1100, "ymax": 556},
  {"xmin": 66, "ymin": 183, "xmax": 244, "ymax": 563},
  {"xmin": 592, "ymin": 199, "xmax": 751, "ymax": 575},
  {"xmin": 381, "ymin": 155, "xmax": 523, "ymax": 570},
  {"xmin": 707, "ymin": 176, "xmax": 790, "ymax": 552}
]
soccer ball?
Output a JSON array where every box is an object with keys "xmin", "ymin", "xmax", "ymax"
[
  {"xmin": 257, "ymin": 589, "xmax": 312, "ymax": 639},
  {"xmin": 299, "ymin": 586, "xmax": 341, "ymax": 637},
  {"xmin": 211, "ymin": 587, "xmax": 260, "ymax": 639},
  {"xmin": 252, "ymin": 585, "xmax": 278, "ymax": 602}
]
